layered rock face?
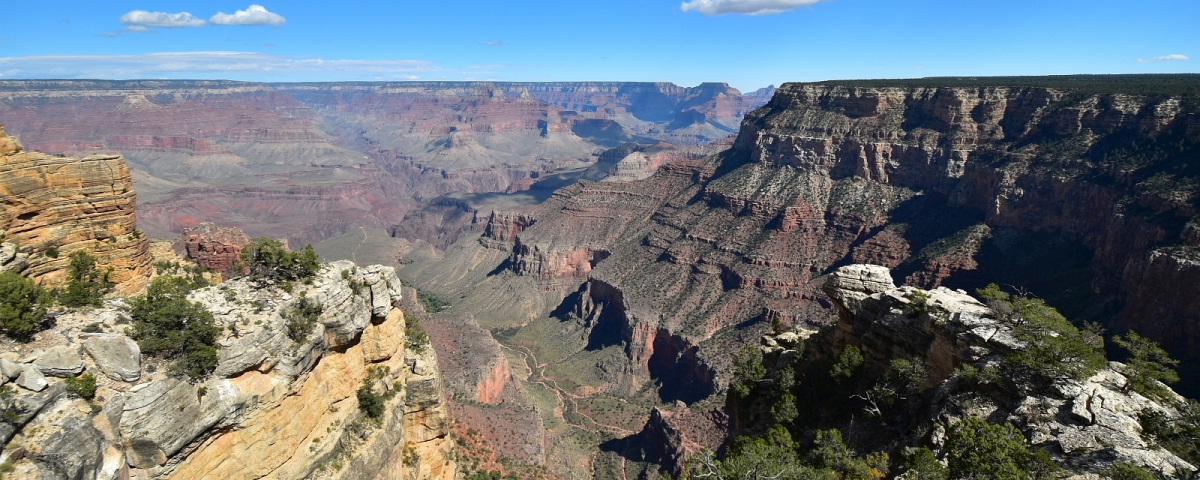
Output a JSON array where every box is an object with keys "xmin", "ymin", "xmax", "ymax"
[
  {"xmin": 0, "ymin": 80, "xmax": 770, "ymax": 247},
  {"xmin": 426, "ymin": 79, "xmax": 1200, "ymax": 401},
  {"xmin": 171, "ymin": 222, "xmax": 251, "ymax": 272},
  {"xmin": 0, "ymin": 124, "xmax": 151, "ymax": 293},
  {"xmin": 0, "ymin": 262, "xmax": 457, "ymax": 479},
  {"xmin": 737, "ymin": 82, "xmax": 1200, "ymax": 357},
  {"xmin": 808, "ymin": 264, "xmax": 1195, "ymax": 477}
]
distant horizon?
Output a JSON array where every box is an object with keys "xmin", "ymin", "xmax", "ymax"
[{"xmin": 2, "ymin": 1, "xmax": 1194, "ymax": 92}]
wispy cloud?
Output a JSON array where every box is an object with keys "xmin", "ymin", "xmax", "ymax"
[
  {"xmin": 122, "ymin": 26, "xmax": 155, "ymax": 33},
  {"xmin": 0, "ymin": 51, "xmax": 438, "ymax": 80},
  {"xmin": 97, "ymin": 32, "xmax": 121, "ymax": 38},
  {"xmin": 1138, "ymin": 54, "xmax": 1189, "ymax": 63},
  {"xmin": 119, "ymin": 10, "xmax": 206, "ymax": 28},
  {"xmin": 486, "ymin": 41, "xmax": 503, "ymax": 47},
  {"xmin": 210, "ymin": 5, "xmax": 286, "ymax": 26},
  {"xmin": 680, "ymin": 0, "xmax": 822, "ymax": 15}
]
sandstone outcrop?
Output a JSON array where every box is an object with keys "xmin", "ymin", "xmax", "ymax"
[
  {"xmin": 0, "ymin": 125, "xmax": 151, "ymax": 293},
  {"xmin": 807, "ymin": 264, "xmax": 1197, "ymax": 477},
  {"xmin": 171, "ymin": 222, "xmax": 250, "ymax": 272},
  {"xmin": 0, "ymin": 261, "xmax": 457, "ymax": 479}
]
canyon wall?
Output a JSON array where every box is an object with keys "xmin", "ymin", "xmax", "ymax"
[
  {"xmin": 0, "ymin": 125, "xmax": 151, "ymax": 293},
  {"xmin": 410, "ymin": 77, "xmax": 1200, "ymax": 417}
]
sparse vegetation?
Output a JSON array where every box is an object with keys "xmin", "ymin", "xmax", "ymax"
[
  {"xmin": 1106, "ymin": 462, "xmax": 1158, "ymax": 480},
  {"xmin": 64, "ymin": 372, "xmax": 97, "ymax": 400},
  {"xmin": 417, "ymin": 290, "xmax": 451, "ymax": 313},
  {"xmin": 977, "ymin": 283, "xmax": 1106, "ymax": 388},
  {"xmin": 58, "ymin": 251, "xmax": 113, "ymax": 308},
  {"xmin": 1139, "ymin": 400, "xmax": 1200, "ymax": 466},
  {"xmin": 239, "ymin": 237, "xmax": 320, "ymax": 284},
  {"xmin": 285, "ymin": 295, "xmax": 322, "ymax": 343},
  {"xmin": 0, "ymin": 270, "xmax": 51, "ymax": 341},
  {"xmin": 1112, "ymin": 330, "xmax": 1180, "ymax": 399},
  {"xmin": 404, "ymin": 313, "xmax": 430, "ymax": 351},
  {"xmin": 128, "ymin": 276, "xmax": 220, "ymax": 381},
  {"xmin": 43, "ymin": 246, "xmax": 59, "ymax": 259}
]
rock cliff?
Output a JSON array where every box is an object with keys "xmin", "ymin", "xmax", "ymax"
[
  {"xmin": 0, "ymin": 261, "xmax": 457, "ymax": 479},
  {"xmin": 0, "ymin": 124, "xmax": 151, "ymax": 293},
  {"xmin": 755, "ymin": 263, "xmax": 1195, "ymax": 477}
]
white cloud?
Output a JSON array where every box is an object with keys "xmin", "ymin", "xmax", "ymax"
[
  {"xmin": 1138, "ymin": 54, "xmax": 1189, "ymax": 63},
  {"xmin": 0, "ymin": 52, "xmax": 437, "ymax": 80},
  {"xmin": 119, "ymin": 10, "xmax": 206, "ymax": 28},
  {"xmin": 123, "ymin": 26, "xmax": 152, "ymax": 33},
  {"xmin": 680, "ymin": 0, "xmax": 822, "ymax": 15},
  {"xmin": 486, "ymin": 41, "xmax": 503, "ymax": 47},
  {"xmin": 210, "ymin": 5, "xmax": 286, "ymax": 26}
]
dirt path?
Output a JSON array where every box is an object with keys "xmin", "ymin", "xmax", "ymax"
[{"xmin": 502, "ymin": 343, "xmax": 641, "ymax": 478}]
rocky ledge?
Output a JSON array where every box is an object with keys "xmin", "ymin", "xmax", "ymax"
[
  {"xmin": 809, "ymin": 264, "xmax": 1196, "ymax": 477},
  {"xmin": 0, "ymin": 261, "xmax": 457, "ymax": 479}
]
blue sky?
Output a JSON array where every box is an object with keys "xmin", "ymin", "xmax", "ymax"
[{"xmin": 0, "ymin": 1, "xmax": 1195, "ymax": 91}]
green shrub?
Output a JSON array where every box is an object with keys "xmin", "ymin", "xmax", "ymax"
[
  {"xmin": 286, "ymin": 296, "xmax": 322, "ymax": 343},
  {"xmin": 58, "ymin": 251, "xmax": 113, "ymax": 308},
  {"xmin": 902, "ymin": 447, "xmax": 947, "ymax": 480},
  {"xmin": 730, "ymin": 345, "xmax": 766, "ymax": 399},
  {"xmin": 128, "ymin": 276, "xmax": 220, "ymax": 381},
  {"xmin": 357, "ymin": 380, "xmax": 386, "ymax": 419},
  {"xmin": 1139, "ymin": 400, "xmax": 1200, "ymax": 466},
  {"xmin": 239, "ymin": 238, "xmax": 320, "ymax": 284},
  {"xmin": 945, "ymin": 418, "xmax": 1031, "ymax": 479},
  {"xmin": 683, "ymin": 426, "xmax": 826, "ymax": 480},
  {"xmin": 0, "ymin": 271, "xmax": 51, "ymax": 341},
  {"xmin": 1105, "ymin": 462, "xmax": 1157, "ymax": 480},
  {"xmin": 417, "ymin": 290, "xmax": 451, "ymax": 313},
  {"xmin": 44, "ymin": 246, "xmax": 59, "ymax": 259},
  {"xmin": 64, "ymin": 372, "xmax": 97, "ymax": 400},
  {"xmin": 1112, "ymin": 330, "xmax": 1180, "ymax": 399},
  {"xmin": 830, "ymin": 344, "xmax": 863, "ymax": 382}
]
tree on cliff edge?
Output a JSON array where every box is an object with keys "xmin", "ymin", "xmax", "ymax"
[
  {"xmin": 58, "ymin": 251, "xmax": 113, "ymax": 308},
  {"xmin": 0, "ymin": 271, "xmax": 51, "ymax": 341},
  {"xmin": 239, "ymin": 237, "xmax": 320, "ymax": 284}
]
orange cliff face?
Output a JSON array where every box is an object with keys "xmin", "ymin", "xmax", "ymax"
[{"xmin": 0, "ymin": 124, "xmax": 151, "ymax": 293}]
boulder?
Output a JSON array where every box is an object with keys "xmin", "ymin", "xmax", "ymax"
[
  {"xmin": 0, "ymin": 358, "xmax": 24, "ymax": 379},
  {"xmin": 83, "ymin": 334, "xmax": 142, "ymax": 382},
  {"xmin": 34, "ymin": 345, "xmax": 85, "ymax": 377},
  {"xmin": 15, "ymin": 365, "xmax": 48, "ymax": 391}
]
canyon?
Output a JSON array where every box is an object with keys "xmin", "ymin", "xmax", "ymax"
[
  {"xmin": 3, "ymin": 74, "xmax": 1200, "ymax": 478},
  {"xmin": 396, "ymin": 75, "xmax": 1200, "ymax": 477},
  {"xmin": 0, "ymin": 80, "xmax": 772, "ymax": 248}
]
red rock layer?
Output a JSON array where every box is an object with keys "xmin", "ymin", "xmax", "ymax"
[{"xmin": 172, "ymin": 222, "xmax": 251, "ymax": 272}]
